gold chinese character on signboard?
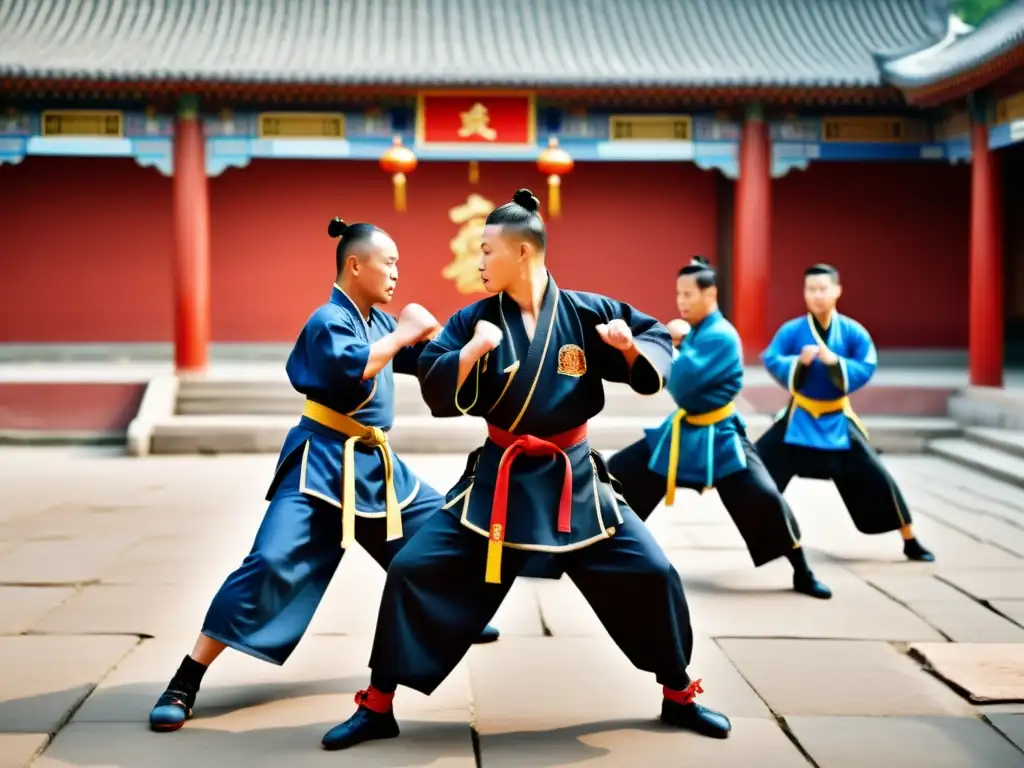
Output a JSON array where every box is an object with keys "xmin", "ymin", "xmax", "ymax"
[
  {"xmin": 442, "ymin": 194, "xmax": 495, "ymax": 294},
  {"xmin": 457, "ymin": 103, "xmax": 498, "ymax": 141}
]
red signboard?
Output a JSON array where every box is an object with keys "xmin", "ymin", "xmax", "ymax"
[{"xmin": 416, "ymin": 93, "xmax": 536, "ymax": 146}]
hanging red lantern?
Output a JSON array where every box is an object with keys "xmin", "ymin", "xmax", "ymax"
[
  {"xmin": 379, "ymin": 136, "xmax": 418, "ymax": 212},
  {"xmin": 536, "ymin": 136, "xmax": 574, "ymax": 218}
]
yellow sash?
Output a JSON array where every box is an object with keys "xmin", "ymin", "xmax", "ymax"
[
  {"xmin": 302, "ymin": 400, "xmax": 402, "ymax": 549},
  {"xmin": 665, "ymin": 401, "xmax": 736, "ymax": 506},
  {"xmin": 790, "ymin": 392, "xmax": 869, "ymax": 439}
]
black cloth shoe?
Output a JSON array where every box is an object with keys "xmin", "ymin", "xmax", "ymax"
[
  {"xmin": 474, "ymin": 624, "xmax": 500, "ymax": 644},
  {"xmin": 321, "ymin": 704, "xmax": 400, "ymax": 750},
  {"xmin": 904, "ymin": 538, "xmax": 935, "ymax": 562},
  {"xmin": 661, "ymin": 698, "xmax": 731, "ymax": 738},
  {"xmin": 148, "ymin": 684, "xmax": 197, "ymax": 732},
  {"xmin": 793, "ymin": 572, "xmax": 833, "ymax": 599}
]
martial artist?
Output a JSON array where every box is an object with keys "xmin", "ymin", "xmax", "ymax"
[
  {"xmin": 148, "ymin": 217, "xmax": 499, "ymax": 733},
  {"xmin": 608, "ymin": 258, "xmax": 832, "ymax": 599},
  {"xmin": 755, "ymin": 264, "xmax": 934, "ymax": 562},
  {"xmin": 321, "ymin": 189, "xmax": 731, "ymax": 751}
]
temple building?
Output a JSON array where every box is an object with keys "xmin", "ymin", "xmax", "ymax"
[{"xmin": 0, "ymin": 0, "xmax": 1021, "ymax": 387}]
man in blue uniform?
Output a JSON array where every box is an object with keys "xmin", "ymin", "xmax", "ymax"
[
  {"xmin": 755, "ymin": 264, "xmax": 934, "ymax": 562},
  {"xmin": 608, "ymin": 258, "xmax": 832, "ymax": 599},
  {"xmin": 148, "ymin": 217, "xmax": 499, "ymax": 733},
  {"xmin": 321, "ymin": 189, "xmax": 731, "ymax": 751}
]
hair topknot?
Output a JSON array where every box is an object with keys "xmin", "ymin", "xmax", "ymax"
[
  {"xmin": 512, "ymin": 188, "xmax": 540, "ymax": 213},
  {"xmin": 327, "ymin": 217, "xmax": 348, "ymax": 239}
]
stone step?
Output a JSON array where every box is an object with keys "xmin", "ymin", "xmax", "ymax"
[
  {"xmin": 948, "ymin": 386, "xmax": 1024, "ymax": 430},
  {"xmin": 964, "ymin": 427, "xmax": 1024, "ymax": 460},
  {"xmin": 927, "ymin": 437, "xmax": 1024, "ymax": 489},
  {"xmin": 148, "ymin": 413, "xmax": 960, "ymax": 456}
]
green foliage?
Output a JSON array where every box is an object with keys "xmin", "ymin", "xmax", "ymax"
[{"xmin": 955, "ymin": 0, "xmax": 1011, "ymax": 26}]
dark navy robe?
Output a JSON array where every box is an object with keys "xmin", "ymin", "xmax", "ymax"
[{"xmin": 417, "ymin": 273, "xmax": 673, "ymax": 553}]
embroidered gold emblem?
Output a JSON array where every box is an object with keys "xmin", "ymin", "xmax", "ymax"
[
  {"xmin": 557, "ymin": 344, "xmax": 587, "ymax": 377},
  {"xmin": 490, "ymin": 523, "xmax": 503, "ymax": 541},
  {"xmin": 442, "ymin": 194, "xmax": 495, "ymax": 294}
]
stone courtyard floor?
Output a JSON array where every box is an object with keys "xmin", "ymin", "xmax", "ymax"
[{"xmin": 1, "ymin": 447, "xmax": 1023, "ymax": 767}]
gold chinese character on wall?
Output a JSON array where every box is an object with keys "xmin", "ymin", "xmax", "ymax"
[
  {"xmin": 443, "ymin": 194, "xmax": 495, "ymax": 294},
  {"xmin": 457, "ymin": 103, "xmax": 498, "ymax": 141}
]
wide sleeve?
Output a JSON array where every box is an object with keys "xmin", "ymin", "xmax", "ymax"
[
  {"xmin": 393, "ymin": 340, "xmax": 430, "ymax": 376},
  {"xmin": 417, "ymin": 310, "xmax": 485, "ymax": 418},
  {"xmin": 667, "ymin": 329, "xmax": 739, "ymax": 407},
  {"xmin": 288, "ymin": 319, "xmax": 370, "ymax": 390},
  {"xmin": 589, "ymin": 297, "xmax": 672, "ymax": 395},
  {"xmin": 761, "ymin": 323, "xmax": 800, "ymax": 391},
  {"xmin": 837, "ymin": 323, "xmax": 878, "ymax": 394}
]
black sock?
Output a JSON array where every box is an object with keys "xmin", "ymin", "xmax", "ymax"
[
  {"xmin": 369, "ymin": 672, "xmax": 397, "ymax": 694},
  {"xmin": 170, "ymin": 655, "xmax": 208, "ymax": 690},
  {"xmin": 787, "ymin": 548, "xmax": 813, "ymax": 580}
]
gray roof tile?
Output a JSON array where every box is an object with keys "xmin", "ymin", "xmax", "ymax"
[
  {"xmin": 0, "ymin": 0, "xmax": 949, "ymax": 89},
  {"xmin": 881, "ymin": 0, "xmax": 1024, "ymax": 89}
]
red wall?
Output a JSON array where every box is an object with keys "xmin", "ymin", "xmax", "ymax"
[
  {"xmin": 208, "ymin": 159, "xmax": 716, "ymax": 339},
  {"xmin": 0, "ymin": 157, "xmax": 174, "ymax": 341},
  {"xmin": 0, "ymin": 155, "xmax": 969, "ymax": 347},
  {"xmin": 771, "ymin": 161, "xmax": 970, "ymax": 347}
]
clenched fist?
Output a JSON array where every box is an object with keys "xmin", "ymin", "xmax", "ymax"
[
  {"xmin": 799, "ymin": 345, "xmax": 820, "ymax": 365},
  {"xmin": 471, "ymin": 320, "xmax": 504, "ymax": 353},
  {"xmin": 666, "ymin": 318, "xmax": 691, "ymax": 346},
  {"xmin": 596, "ymin": 319, "xmax": 634, "ymax": 351},
  {"xmin": 397, "ymin": 303, "xmax": 441, "ymax": 346}
]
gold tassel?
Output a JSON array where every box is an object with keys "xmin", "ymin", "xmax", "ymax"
[
  {"xmin": 380, "ymin": 447, "xmax": 403, "ymax": 542},
  {"xmin": 393, "ymin": 172, "xmax": 407, "ymax": 212},
  {"xmin": 469, "ymin": 160, "xmax": 480, "ymax": 184},
  {"xmin": 547, "ymin": 174, "xmax": 561, "ymax": 218},
  {"xmin": 485, "ymin": 536, "xmax": 503, "ymax": 584},
  {"xmin": 341, "ymin": 438, "xmax": 358, "ymax": 549},
  {"xmin": 664, "ymin": 409, "xmax": 686, "ymax": 507}
]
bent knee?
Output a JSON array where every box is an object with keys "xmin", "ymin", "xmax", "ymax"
[
  {"xmin": 633, "ymin": 550, "xmax": 676, "ymax": 583},
  {"xmin": 248, "ymin": 546, "xmax": 298, "ymax": 579},
  {"xmin": 384, "ymin": 547, "xmax": 430, "ymax": 583}
]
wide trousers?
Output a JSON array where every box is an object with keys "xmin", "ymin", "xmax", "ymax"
[
  {"xmin": 607, "ymin": 435, "xmax": 802, "ymax": 567},
  {"xmin": 754, "ymin": 417, "xmax": 911, "ymax": 535},
  {"xmin": 367, "ymin": 506, "xmax": 694, "ymax": 695},
  {"xmin": 201, "ymin": 455, "xmax": 443, "ymax": 665}
]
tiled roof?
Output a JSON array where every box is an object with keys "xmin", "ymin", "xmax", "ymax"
[
  {"xmin": 881, "ymin": 0, "xmax": 1024, "ymax": 89},
  {"xmin": 0, "ymin": 0, "xmax": 950, "ymax": 90}
]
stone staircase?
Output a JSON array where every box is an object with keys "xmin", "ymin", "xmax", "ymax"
[
  {"xmin": 926, "ymin": 387, "xmax": 1024, "ymax": 488},
  {"xmin": 133, "ymin": 375, "xmax": 961, "ymax": 456},
  {"xmin": 928, "ymin": 428, "xmax": 1024, "ymax": 489}
]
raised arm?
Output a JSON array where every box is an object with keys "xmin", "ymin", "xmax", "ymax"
[
  {"xmin": 667, "ymin": 329, "xmax": 742, "ymax": 407},
  {"xmin": 827, "ymin": 323, "xmax": 877, "ymax": 395},
  {"xmin": 295, "ymin": 320, "xmax": 374, "ymax": 389},
  {"xmin": 417, "ymin": 310, "xmax": 499, "ymax": 417},
  {"xmin": 591, "ymin": 297, "xmax": 673, "ymax": 395},
  {"xmin": 392, "ymin": 339, "xmax": 431, "ymax": 376},
  {"xmin": 761, "ymin": 322, "xmax": 800, "ymax": 391}
]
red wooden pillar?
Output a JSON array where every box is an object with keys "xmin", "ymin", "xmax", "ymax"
[
  {"xmin": 968, "ymin": 95, "xmax": 1003, "ymax": 387},
  {"xmin": 733, "ymin": 103, "xmax": 772, "ymax": 363},
  {"xmin": 172, "ymin": 94, "xmax": 211, "ymax": 373}
]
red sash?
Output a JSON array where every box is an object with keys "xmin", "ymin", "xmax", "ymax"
[{"xmin": 483, "ymin": 423, "xmax": 588, "ymax": 584}]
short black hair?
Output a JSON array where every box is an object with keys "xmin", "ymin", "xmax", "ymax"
[
  {"xmin": 328, "ymin": 218, "xmax": 387, "ymax": 273},
  {"xmin": 484, "ymin": 188, "xmax": 546, "ymax": 251},
  {"xmin": 804, "ymin": 263, "xmax": 840, "ymax": 283},
  {"xmin": 678, "ymin": 255, "xmax": 716, "ymax": 289}
]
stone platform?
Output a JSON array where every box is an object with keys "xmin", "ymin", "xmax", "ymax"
[
  {"xmin": 138, "ymin": 373, "xmax": 962, "ymax": 456},
  {"xmin": 1, "ymin": 447, "xmax": 1023, "ymax": 766}
]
